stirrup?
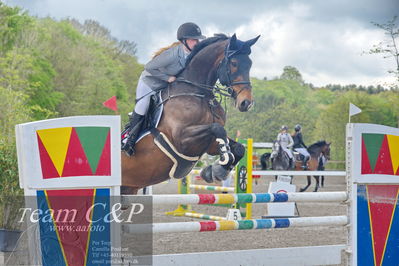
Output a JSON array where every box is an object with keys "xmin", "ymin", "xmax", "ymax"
[
  {"xmin": 123, "ymin": 143, "xmax": 136, "ymax": 157},
  {"xmin": 122, "ymin": 136, "xmax": 137, "ymax": 156}
]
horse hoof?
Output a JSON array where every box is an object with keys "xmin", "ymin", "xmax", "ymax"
[
  {"xmin": 212, "ymin": 164, "xmax": 229, "ymax": 181},
  {"xmin": 200, "ymin": 165, "xmax": 214, "ymax": 183},
  {"xmin": 299, "ymin": 187, "xmax": 306, "ymax": 192}
]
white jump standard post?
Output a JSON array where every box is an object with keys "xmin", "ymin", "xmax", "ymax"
[{"xmin": 16, "ymin": 116, "xmax": 121, "ymax": 266}]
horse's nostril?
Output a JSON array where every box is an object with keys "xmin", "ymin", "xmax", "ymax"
[{"xmin": 240, "ymin": 100, "xmax": 251, "ymax": 111}]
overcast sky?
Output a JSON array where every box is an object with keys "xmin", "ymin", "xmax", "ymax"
[{"xmin": 4, "ymin": 0, "xmax": 399, "ymax": 86}]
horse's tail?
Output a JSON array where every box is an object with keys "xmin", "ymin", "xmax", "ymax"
[{"xmin": 152, "ymin": 41, "xmax": 181, "ymax": 58}]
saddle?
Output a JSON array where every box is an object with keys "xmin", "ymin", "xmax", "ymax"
[
  {"xmin": 293, "ymin": 151, "xmax": 304, "ymax": 162},
  {"xmin": 121, "ymin": 91, "xmax": 199, "ymax": 179},
  {"xmin": 121, "ymin": 92, "xmax": 163, "ymax": 145}
]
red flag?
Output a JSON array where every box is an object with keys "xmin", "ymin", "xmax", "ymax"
[{"xmin": 102, "ymin": 96, "xmax": 118, "ymax": 111}]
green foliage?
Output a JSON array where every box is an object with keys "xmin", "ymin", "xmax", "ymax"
[
  {"xmin": 0, "ymin": 2, "xmax": 398, "ymax": 180},
  {"xmin": 225, "ymin": 78, "xmax": 398, "ymax": 161},
  {"xmin": 0, "ymin": 3, "xmax": 33, "ymax": 54},
  {"xmin": 0, "ymin": 141, "xmax": 24, "ymax": 230},
  {"xmin": 225, "ymin": 78, "xmax": 319, "ymax": 143},
  {"xmin": 0, "ymin": 86, "xmax": 31, "ymax": 142},
  {"xmin": 280, "ymin": 66, "xmax": 304, "ymax": 84}
]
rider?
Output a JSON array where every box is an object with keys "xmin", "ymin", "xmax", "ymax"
[
  {"xmin": 276, "ymin": 125, "xmax": 294, "ymax": 168},
  {"xmin": 122, "ymin": 22, "xmax": 205, "ymax": 156},
  {"xmin": 292, "ymin": 124, "xmax": 310, "ymax": 170}
]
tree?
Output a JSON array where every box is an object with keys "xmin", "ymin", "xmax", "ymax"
[
  {"xmin": 367, "ymin": 16, "xmax": 399, "ymax": 84},
  {"xmin": 0, "ymin": 3, "xmax": 33, "ymax": 54},
  {"xmin": 280, "ymin": 66, "xmax": 304, "ymax": 84}
]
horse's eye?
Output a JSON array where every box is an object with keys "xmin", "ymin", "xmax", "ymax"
[{"xmin": 231, "ymin": 61, "xmax": 238, "ymax": 67}]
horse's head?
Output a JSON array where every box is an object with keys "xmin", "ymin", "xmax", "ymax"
[
  {"xmin": 272, "ymin": 140, "xmax": 280, "ymax": 153},
  {"xmin": 217, "ymin": 34, "xmax": 260, "ymax": 112},
  {"xmin": 322, "ymin": 142, "xmax": 331, "ymax": 160}
]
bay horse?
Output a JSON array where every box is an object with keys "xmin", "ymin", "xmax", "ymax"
[
  {"xmin": 295, "ymin": 140, "xmax": 331, "ymax": 192},
  {"xmin": 121, "ymin": 34, "xmax": 260, "ymax": 194}
]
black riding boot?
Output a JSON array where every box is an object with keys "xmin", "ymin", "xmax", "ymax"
[
  {"xmin": 302, "ymin": 156, "xmax": 310, "ymax": 170},
  {"xmin": 122, "ymin": 112, "xmax": 145, "ymax": 156}
]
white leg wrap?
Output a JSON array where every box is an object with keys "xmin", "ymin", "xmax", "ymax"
[{"xmin": 219, "ymin": 153, "xmax": 230, "ymax": 165}]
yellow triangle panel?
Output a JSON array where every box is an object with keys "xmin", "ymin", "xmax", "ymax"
[
  {"xmin": 37, "ymin": 127, "xmax": 72, "ymax": 177},
  {"xmin": 387, "ymin": 135, "xmax": 399, "ymax": 174}
]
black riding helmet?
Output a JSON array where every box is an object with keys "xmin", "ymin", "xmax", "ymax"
[
  {"xmin": 177, "ymin": 22, "xmax": 205, "ymax": 52},
  {"xmin": 295, "ymin": 124, "xmax": 302, "ymax": 132},
  {"xmin": 177, "ymin": 22, "xmax": 205, "ymax": 41}
]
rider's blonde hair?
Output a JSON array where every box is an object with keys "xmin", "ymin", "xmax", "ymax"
[{"xmin": 152, "ymin": 41, "xmax": 181, "ymax": 59}]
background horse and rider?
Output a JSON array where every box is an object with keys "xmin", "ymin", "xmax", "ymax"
[
  {"xmin": 121, "ymin": 34, "xmax": 260, "ymax": 194},
  {"xmin": 262, "ymin": 140, "xmax": 331, "ymax": 192}
]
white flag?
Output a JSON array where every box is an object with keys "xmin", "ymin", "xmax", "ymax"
[{"xmin": 349, "ymin": 103, "xmax": 362, "ymax": 117}]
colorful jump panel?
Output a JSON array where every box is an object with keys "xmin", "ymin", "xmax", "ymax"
[
  {"xmin": 362, "ymin": 133, "xmax": 399, "ymax": 175},
  {"xmin": 357, "ymin": 184, "xmax": 399, "ymax": 266},
  {"xmin": 37, "ymin": 127, "xmax": 111, "ymax": 179},
  {"xmin": 37, "ymin": 188, "xmax": 111, "ymax": 266}
]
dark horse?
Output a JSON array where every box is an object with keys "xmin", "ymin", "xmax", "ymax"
[
  {"xmin": 121, "ymin": 34, "xmax": 260, "ymax": 194},
  {"xmin": 295, "ymin": 140, "xmax": 331, "ymax": 192},
  {"xmin": 260, "ymin": 152, "xmax": 271, "ymax": 170}
]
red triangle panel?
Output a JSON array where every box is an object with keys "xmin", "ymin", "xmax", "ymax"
[
  {"xmin": 368, "ymin": 185, "xmax": 399, "ymax": 266},
  {"xmin": 46, "ymin": 189, "xmax": 94, "ymax": 266},
  {"xmin": 37, "ymin": 133, "xmax": 60, "ymax": 179},
  {"xmin": 62, "ymin": 128, "xmax": 93, "ymax": 177},
  {"xmin": 95, "ymin": 131, "xmax": 111, "ymax": 176},
  {"xmin": 374, "ymin": 135, "xmax": 394, "ymax": 175}
]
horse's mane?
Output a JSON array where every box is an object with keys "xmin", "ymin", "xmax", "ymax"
[
  {"xmin": 185, "ymin": 34, "xmax": 229, "ymax": 66},
  {"xmin": 308, "ymin": 140, "xmax": 328, "ymax": 151}
]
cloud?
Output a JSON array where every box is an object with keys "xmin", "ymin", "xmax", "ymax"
[
  {"xmin": 227, "ymin": 3, "xmax": 395, "ymax": 86},
  {"xmin": 4, "ymin": 0, "xmax": 398, "ymax": 86}
]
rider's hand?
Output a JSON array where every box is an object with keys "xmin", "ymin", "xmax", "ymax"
[{"xmin": 168, "ymin": 76, "xmax": 176, "ymax": 83}]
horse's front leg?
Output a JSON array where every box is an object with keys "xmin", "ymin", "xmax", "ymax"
[
  {"xmin": 180, "ymin": 123, "xmax": 244, "ymax": 183},
  {"xmin": 201, "ymin": 133, "xmax": 245, "ymax": 183},
  {"xmin": 180, "ymin": 123, "xmax": 245, "ymax": 183}
]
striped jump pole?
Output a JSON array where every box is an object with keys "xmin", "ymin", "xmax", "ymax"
[
  {"xmin": 127, "ymin": 192, "xmax": 348, "ymax": 206},
  {"xmin": 189, "ymin": 184, "xmax": 235, "ymax": 192},
  {"xmin": 167, "ymin": 138, "xmax": 254, "ymax": 220},
  {"xmin": 123, "ymin": 215, "xmax": 348, "ymax": 234},
  {"xmin": 184, "ymin": 212, "xmax": 227, "ymax": 221}
]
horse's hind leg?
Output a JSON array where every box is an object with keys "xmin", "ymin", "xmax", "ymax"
[
  {"xmin": 121, "ymin": 186, "xmax": 140, "ymax": 210},
  {"xmin": 321, "ymin": 176, "xmax": 325, "ymax": 187},
  {"xmin": 121, "ymin": 185, "xmax": 139, "ymax": 195},
  {"xmin": 299, "ymin": 176, "xmax": 312, "ymax": 192},
  {"xmin": 313, "ymin": 176, "xmax": 320, "ymax": 192}
]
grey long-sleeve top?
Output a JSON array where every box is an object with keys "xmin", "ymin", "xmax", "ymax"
[{"xmin": 141, "ymin": 44, "xmax": 187, "ymax": 90}]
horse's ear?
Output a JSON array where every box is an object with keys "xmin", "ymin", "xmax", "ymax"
[
  {"xmin": 245, "ymin": 35, "xmax": 260, "ymax": 47},
  {"xmin": 229, "ymin": 33, "xmax": 238, "ymax": 50}
]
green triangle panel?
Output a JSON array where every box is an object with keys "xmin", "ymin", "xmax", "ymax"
[
  {"xmin": 362, "ymin": 133, "xmax": 385, "ymax": 172},
  {"xmin": 74, "ymin": 127, "xmax": 110, "ymax": 174}
]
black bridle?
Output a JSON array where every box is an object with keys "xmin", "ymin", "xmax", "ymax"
[
  {"xmin": 216, "ymin": 48, "xmax": 251, "ymax": 99},
  {"xmin": 176, "ymin": 49, "xmax": 251, "ymax": 100}
]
